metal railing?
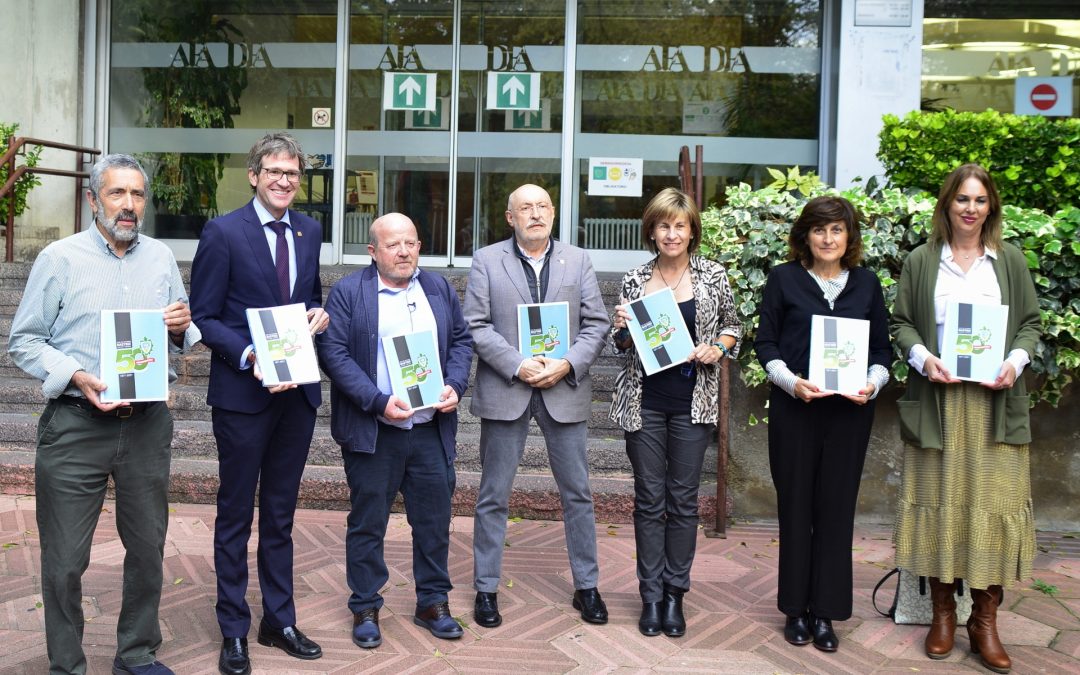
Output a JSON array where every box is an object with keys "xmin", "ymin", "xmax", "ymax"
[
  {"xmin": 0, "ymin": 137, "xmax": 101, "ymax": 262},
  {"xmin": 678, "ymin": 144, "xmax": 732, "ymax": 539}
]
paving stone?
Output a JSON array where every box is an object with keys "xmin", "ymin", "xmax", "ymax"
[{"xmin": 0, "ymin": 496, "xmax": 1076, "ymax": 674}]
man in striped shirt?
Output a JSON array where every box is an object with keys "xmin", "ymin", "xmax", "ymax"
[{"xmin": 9, "ymin": 154, "xmax": 200, "ymax": 675}]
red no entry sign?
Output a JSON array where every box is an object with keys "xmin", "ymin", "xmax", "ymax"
[{"xmin": 1030, "ymin": 83, "xmax": 1058, "ymax": 111}]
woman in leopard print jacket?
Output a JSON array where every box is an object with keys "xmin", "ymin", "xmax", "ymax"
[{"xmin": 609, "ymin": 188, "xmax": 741, "ymax": 638}]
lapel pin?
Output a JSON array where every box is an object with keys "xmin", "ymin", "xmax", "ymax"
[{"xmin": 296, "ymin": 231, "xmax": 303, "ymax": 237}]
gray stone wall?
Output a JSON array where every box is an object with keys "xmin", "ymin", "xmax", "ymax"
[{"xmin": 726, "ymin": 363, "xmax": 1080, "ymax": 530}]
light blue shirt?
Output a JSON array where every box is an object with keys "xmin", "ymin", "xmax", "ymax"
[
  {"xmin": 9, "ymin": 226, "xmax": 201, "ymax": 399},
  {"xmin": 375, "ymin": 271, "xmax": 437, "ymax": 428}
]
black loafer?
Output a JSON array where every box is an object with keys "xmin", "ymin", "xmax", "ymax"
[
  {"xmin": 810, "ymin": 614, "xmax": 838, "ymax": 652},
  {"xmin": 474, "ymin": 591, "xmax": 502, "ymax": 628},
  {"xmin": 256, "ymin": 621, "xmax": 322, "ymax": 659},
  {"xmin": 783, "ymin": 614, "xmax": 812, "ymax": 646},
  {"xmin": 572, "ymin": 588, "xmax": 609, "ymax": 624},
  {"xmin": 218, "ymin": 637, "xmax": 250, "ymax": 675},
  {"xmin": 639, "ymin": 601, "xmax": 662, "ymax": 636}
]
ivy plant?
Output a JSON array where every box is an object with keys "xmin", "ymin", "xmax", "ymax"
[
  {"xmin": 878, "ymin": 110, "xmax": 1080, "ymax": 214},
  {"xmin": 699, "ymin": 180, "xmax": 1079, "ymax": 407},
  {"xmin": 0, "ymin": 122, "xmax": 43, "ymax": 225}
]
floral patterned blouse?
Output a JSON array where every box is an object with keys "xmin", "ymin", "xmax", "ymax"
[{"xmin": 608, "ymin": 254, "xmax": 742, "ymax": 432}]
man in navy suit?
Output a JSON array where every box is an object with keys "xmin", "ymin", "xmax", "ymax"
[
  {"xmin": 318, "ymin": 213, "xmax": 472, "ymax": 649},
  {"xmin": 190, "ymin": 132, "xmax": 330, "ymax": 675}
]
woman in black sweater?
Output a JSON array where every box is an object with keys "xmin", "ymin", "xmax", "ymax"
[{"xmin": 754, "ymin": 196, "xmax": 891, "ymax": 652}]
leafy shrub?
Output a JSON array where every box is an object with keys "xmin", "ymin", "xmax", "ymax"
[
  {"xmin": 699, "ymin": 181, "xmax": 1079, "ymax": 406},
  {"xmin": 0, "ymin": 122, "xmax": 43, "ymax": 225},
  {"xmin": 878, "ymin": 110, "xmax": 1080, "ymax": 214}
]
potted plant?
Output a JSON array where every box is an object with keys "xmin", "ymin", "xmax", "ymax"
[{"xmin": 123, "ymin": 2, "xmax": 249, "ymax": 238}]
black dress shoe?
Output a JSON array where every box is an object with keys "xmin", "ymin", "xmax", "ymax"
[
  {"xmin": 572, "ymin": 588, "xmax": 608, "ymax": 624},
  {"xmin": 783, "ymin": 614, "xmax": 812, "ymax": 646},
  {"xmin": 639, "ymin": 601, "xmax": 662, "ymax": 636},
  {"xmin": 256, "ymin": 621, "xmax": 323, "ymax": 659},
  {"xmin": 810, "ymin": 614, "xmax": 839, "ymax": 652},
  {"xmin": 661, "ymin": 585, "xmax": 686, "ymax": 637},
  {"xmin": 474, "ymin": 591, "xmax": 502, "ymax": 628},
  {"xmin": 218, "ymin": 637, "xmax": 250, "ymax": 675}
]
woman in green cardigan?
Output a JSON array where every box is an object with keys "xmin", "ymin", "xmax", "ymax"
[{"xmin": 891, "ymin": 164, "xmax": 1040, "ymax": 675}]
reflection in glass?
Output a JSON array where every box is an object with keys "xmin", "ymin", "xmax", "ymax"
[
  {"xmin": 109, "ymin": 1, "xmax": 337, "ymax": 239},
  {"xmin": 574, "ymin": 1, "xmax": 822, "ymax": 250}
]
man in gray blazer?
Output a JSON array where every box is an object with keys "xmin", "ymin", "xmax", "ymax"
[{"xmin": 464, "ymin": 183, "xmax": 610, "ymax": 628}]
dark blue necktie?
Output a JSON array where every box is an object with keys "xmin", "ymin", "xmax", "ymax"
[{"xmin": 268, "ymin": 221, "xmax": 291, "ymax": 304}]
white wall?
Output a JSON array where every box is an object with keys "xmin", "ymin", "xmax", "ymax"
[
  {"xmin": 0, "ymin": 0, "xmax": 83, "ymax": 250},
  {"xmin": 833, "ymin": 1, "xmax": 924, "ymax": 188}
]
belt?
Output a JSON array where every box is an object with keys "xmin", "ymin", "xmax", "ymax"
[{"xmin": 58, "ymin": 395, "xmax": 156, "ymax": 419}]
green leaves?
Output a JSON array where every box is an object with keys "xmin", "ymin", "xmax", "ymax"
[
  {"xmin": 700, "ymin": 177, "xmax": 1080, "ymax": 408},
  {"xmin": 0, "ymin": 122, "xmax": 44, "ymax": 225},
  {"xmin": 879, "ymin": 110, "xmax": 1080, "ymax": 214}
]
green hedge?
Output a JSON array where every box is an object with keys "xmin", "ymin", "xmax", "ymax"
[
  {"xmin": 878, "ymin": 110, "xmax": 1080, "ymax": 214},
  {"xmin": 699, "ymin": 182, "xmax": 1080, "ymax": 408}
]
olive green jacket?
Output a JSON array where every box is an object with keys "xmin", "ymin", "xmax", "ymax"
[{"xmin": 891, "ymin": 242, "xmax": 1041, "ymax": 449}]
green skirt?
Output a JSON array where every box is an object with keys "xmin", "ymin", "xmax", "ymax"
[{"xmin": 893, "ymin": 383, "xmax": 1035, "ymax": 589}]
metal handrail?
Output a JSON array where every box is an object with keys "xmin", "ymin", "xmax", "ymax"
[{"xmin": 1, "ymin": 136, "xmax": 101, "ymax": 262}]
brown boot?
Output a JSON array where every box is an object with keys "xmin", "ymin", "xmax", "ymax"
[
  {"xmin": 967, "ymin": 585, "xmax": 1011, "ymax": 674},
  {"xmin": 925, "ymin": 577, "xmax": 957, "ymax": 659}
]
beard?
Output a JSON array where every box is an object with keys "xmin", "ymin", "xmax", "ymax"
[{"xmin": 96, "ymin": 204, "xmax": 142, "ymax": 242}]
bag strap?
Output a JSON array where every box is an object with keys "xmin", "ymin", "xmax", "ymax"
[{"xmin": 871, "ymin": 567, "xmax": 900, "ymax": 618}]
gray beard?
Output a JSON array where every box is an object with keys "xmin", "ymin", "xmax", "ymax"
[{"xmin": 96, "ymin": 206, "xmax": 142, "ymax": 242}]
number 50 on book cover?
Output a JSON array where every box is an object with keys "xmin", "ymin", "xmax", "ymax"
[
  {"xmin": 245, "ymin": 303, "xmax": 322, "ymax": 387},
  {"xmin": 381, "ymin": 329, "xmax": 446, "ymax": 410},
  {"xmin": 940, "ymin": 301, "xmax": 1009, "ymax": 383},
  {"xmin": 808, "ymin": 315, "xmax": 869, "ymax": 395},
  {"xmin": 625, "ymin": 287, "xmax": 694, "ymax": 375},
  {"xmin": 99, "ymin": 310, "xmax": 169, "ymax": 402}
]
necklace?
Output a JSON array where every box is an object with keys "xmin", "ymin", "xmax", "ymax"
[{"xmin": 656, "ymin": 261, "xmax": 689, "ymax": 290}]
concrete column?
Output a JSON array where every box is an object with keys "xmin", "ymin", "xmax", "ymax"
[
  {"xmin": 833, "ymin": 1, "xmax": 924, "ymax": 188},
  {"xmin": 0, "ymin": 0, "xmax": 82, "ymax": 257}
]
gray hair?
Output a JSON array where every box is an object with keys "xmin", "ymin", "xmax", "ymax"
[
  {"xmin": 246, "ymin": 132, "xmax": 308, "ymax": 175},
  {"xmin": 88, "ymin": 154, "xmax": 149, "ymax": 200}
]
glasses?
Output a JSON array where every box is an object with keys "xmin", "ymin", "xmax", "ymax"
[
  {"xmin": 261, "ymin": 168, "xmax": 303, "ymax": 183},
  {"xmin": 513, "ymin": 202, "xmax": 552, "ymax": 215},
  {"xmin": 379, "ymin": 240, "xmax": 421, "ymax": 252}
]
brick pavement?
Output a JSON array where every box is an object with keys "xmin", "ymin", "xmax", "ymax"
[{"xmin": 0, "ymin": 495, "xmax": 1077, "ymax": 674}]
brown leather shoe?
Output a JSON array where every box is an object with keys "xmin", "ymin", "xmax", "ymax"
[
  {"xmin": 967, "ymin": 586, "xmax": 1011, "ymax": 674},
  {"xmin": 925, "ymin": 577, "xmax": 957, "ymax": 659}
]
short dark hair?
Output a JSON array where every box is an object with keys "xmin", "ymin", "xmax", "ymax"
[
  {"xmin": 931, "ymin": 163, "xmax": 1004, "ymax": 252},
  {"xmin": 788, "ymin": 196, "xmax": 863, "ymax": 269},
  {"xmin": 640, "ymin": 187, "xmax": 701, "ymax": 254},
  {"xmin": 246, "ymin": 132, "xmax": 307, "ymax": 176}
]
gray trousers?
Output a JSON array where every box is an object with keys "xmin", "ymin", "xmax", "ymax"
[
  {"xmin": 35, "ymin": 399, "xmax": 172, "ymax": 675},
  {"xmin": 625, "ymin": 409, "xmax": 712, "ymax": 602},
  {"xmin": 473, "ymin": 390, "xmax": 599, "ymax": 592}
]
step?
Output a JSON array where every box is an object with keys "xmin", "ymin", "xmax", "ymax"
[
  {"xmin": 0, "ymin": 409, "xmax": 681, "ymax": 477},
  {"xmin": 0, "ymin": 449, "xmax": 719, "ymax": 525}
]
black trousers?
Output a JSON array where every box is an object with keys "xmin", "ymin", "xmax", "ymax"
[{"xmin": 768, "ymin": 389, "xmax": 875, "ymax": 620}]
